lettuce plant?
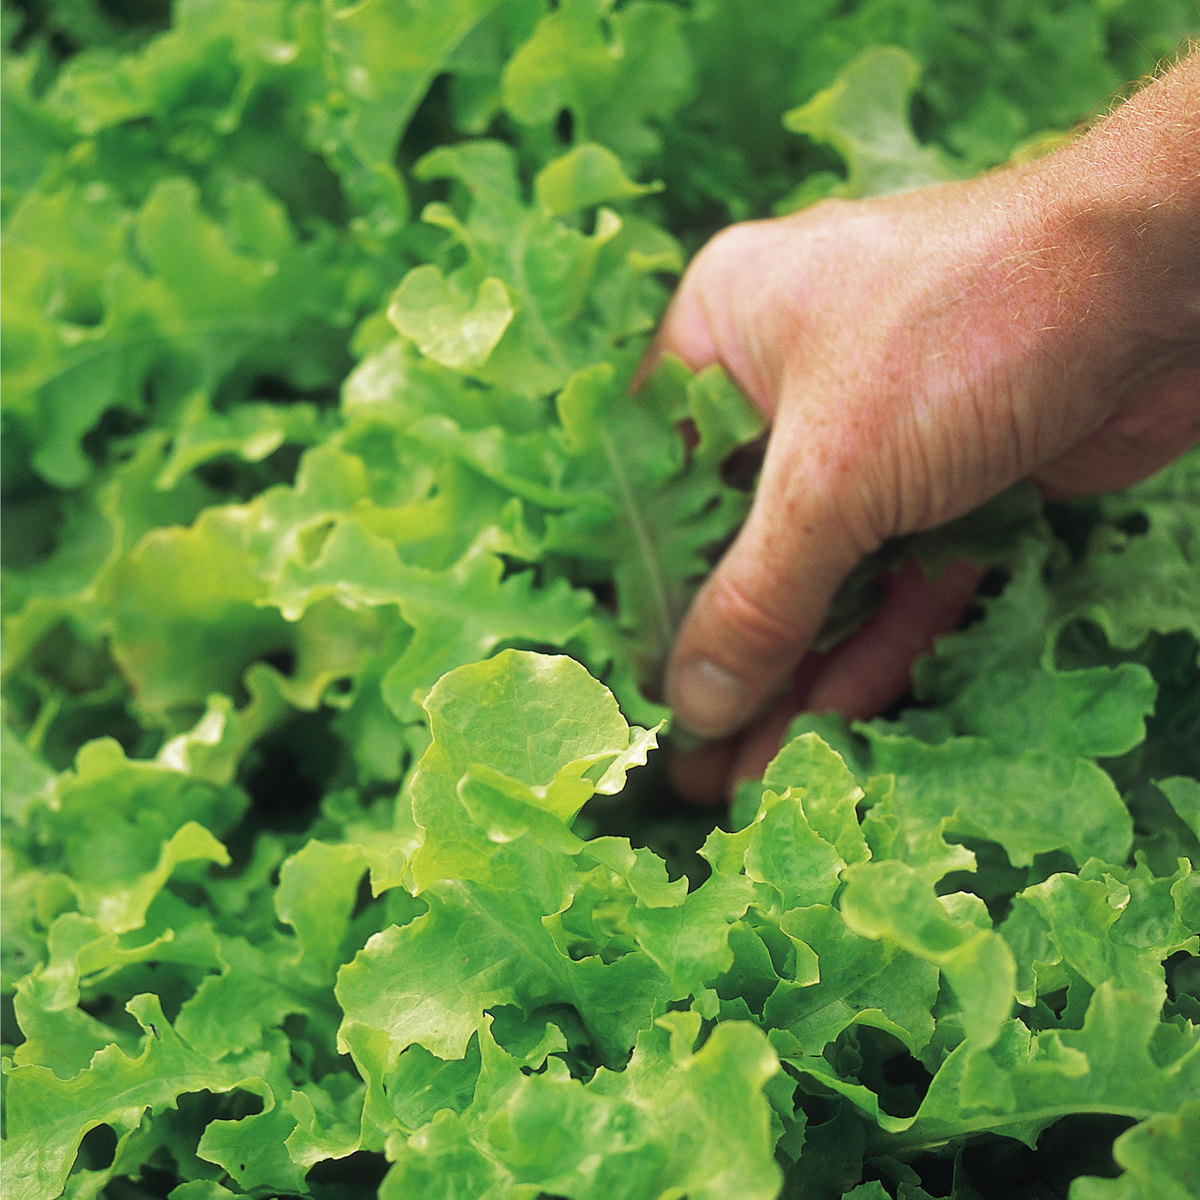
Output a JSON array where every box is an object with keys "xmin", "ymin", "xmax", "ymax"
[{"xmin": 3, "ymin": 2, "xmax": 1198, "ymax": 1198}]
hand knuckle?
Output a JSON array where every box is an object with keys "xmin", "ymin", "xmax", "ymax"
[{"xmin": 707, "ymin": 572, "xmax": 797, "ymax": 659}]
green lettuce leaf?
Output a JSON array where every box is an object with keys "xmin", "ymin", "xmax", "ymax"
[
  {"xmin": 2, "ymin": 995, "xmax": 272, "ymax": 1200},
  {"xmin": 4, "ymin": 5, "xmax": 1198, "ymax": 1199},
  {"xmin": 783, "ymin": 46, "xmax": 956, "ymax": 198}
]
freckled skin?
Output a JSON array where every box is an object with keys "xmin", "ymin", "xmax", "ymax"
[{"xmin": 646, "ymin": 49, "xmax": 1200, "ymax": 802}]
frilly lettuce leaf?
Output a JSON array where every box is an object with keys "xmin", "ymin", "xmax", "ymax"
[
  {"xmin": 1071, "ymin": 1098, "xmax": 1200, "ymax": 1200},
  {"xmin": 376, "ymin": 1013, "xmax": 779, "ymax": 1200},
  {"xmin": 501, "ymin": 0, "xmax": 695, "ymax": 163},
  {"xmin": 324, "ymin": 0, "xmax": 508, "ymax": 169},
  {"xmin": 783, "ymin": 46, "xmax": 956, "ymax": 198},
  {"xmin": 4, "ymin": 173, "xmax": 357, "ymax": 490},
  {"xmin": 4, "ymin": 3, "xmax": 1198, "ymax": 1199},
  {"xmin": 2, "ymin": 994, "xmax": 275, "ymax": 1200}
]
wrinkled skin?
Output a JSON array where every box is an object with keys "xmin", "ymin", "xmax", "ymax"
[{"xmin": 647, "ymin": 51, "xmax": 1200, "ymax": 801}]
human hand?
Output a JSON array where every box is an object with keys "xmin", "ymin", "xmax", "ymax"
[{"xmin": 648, "ymin": 55, "xmax": 1200, "ymax": 801}]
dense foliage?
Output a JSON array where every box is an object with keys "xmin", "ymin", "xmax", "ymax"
[{"xmin": 3, "ymin": 1, "xmax": 1199, "ymax": 1197}]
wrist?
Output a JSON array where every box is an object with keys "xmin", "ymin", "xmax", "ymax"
[{"xmin": 1023, "ymin": 52, "xmax": 1200, "ymax": 358}]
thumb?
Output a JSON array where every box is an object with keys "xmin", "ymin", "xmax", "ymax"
[{"xmin": 664, "ymin": 418, "xmax": 870, "ymax": 739}]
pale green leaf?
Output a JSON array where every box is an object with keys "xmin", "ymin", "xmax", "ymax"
[
  {"xmin": 1, "ymin": 996, "xmax": 271, "ymax": 1200},
  {"xmin": 534, "ymin": 142, "xmax": 660, "ymax": 214},
  {"xmin": 783, "ymin": 46, "xmax": 955, "ymax": 197},
  {"xmin": 387, "ymin": 266, "xmax": 515, "ymax": 370}
]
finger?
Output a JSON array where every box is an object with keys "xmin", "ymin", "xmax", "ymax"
[
  {"xmin": 1037, "ymin": 365, "xmax": 1200, "ymax": 499},
  {"xmin": 803, "ymin": 557, "xmax": 985, "ymax": 718},
  {"xmin": 725, "ymin": 695, "xmax": 811, "ymax": 798},
  {"xmin": 666, "ymin": 736, "xmax": 738, "ymax": 806},
  {"xmin": 632, "ymin": 222, "xmax": 781, "ymax": 409},
  {"xmin": 664, "ymin": 412, "xmax": 868, "ymax": 740},
  {"xmin": 668, "ymin": 651, "xmax": 826, "ymax": 804},
  {"xmin": 631, "ymin": 280, "xmax": 721, "ymax": 391},
  {"xmin": 717, "ymin": 558, "xmax": 982, "ymax": 800}
]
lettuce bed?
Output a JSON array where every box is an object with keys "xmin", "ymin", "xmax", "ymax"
[{"xmin": 3, "ymin": 2, "xmax": 1199, "ymax": 1198}]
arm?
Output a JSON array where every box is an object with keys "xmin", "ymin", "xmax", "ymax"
[{"xmin": 652, "ymin": 48, "xmax": 1200, "ymax": 800}]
